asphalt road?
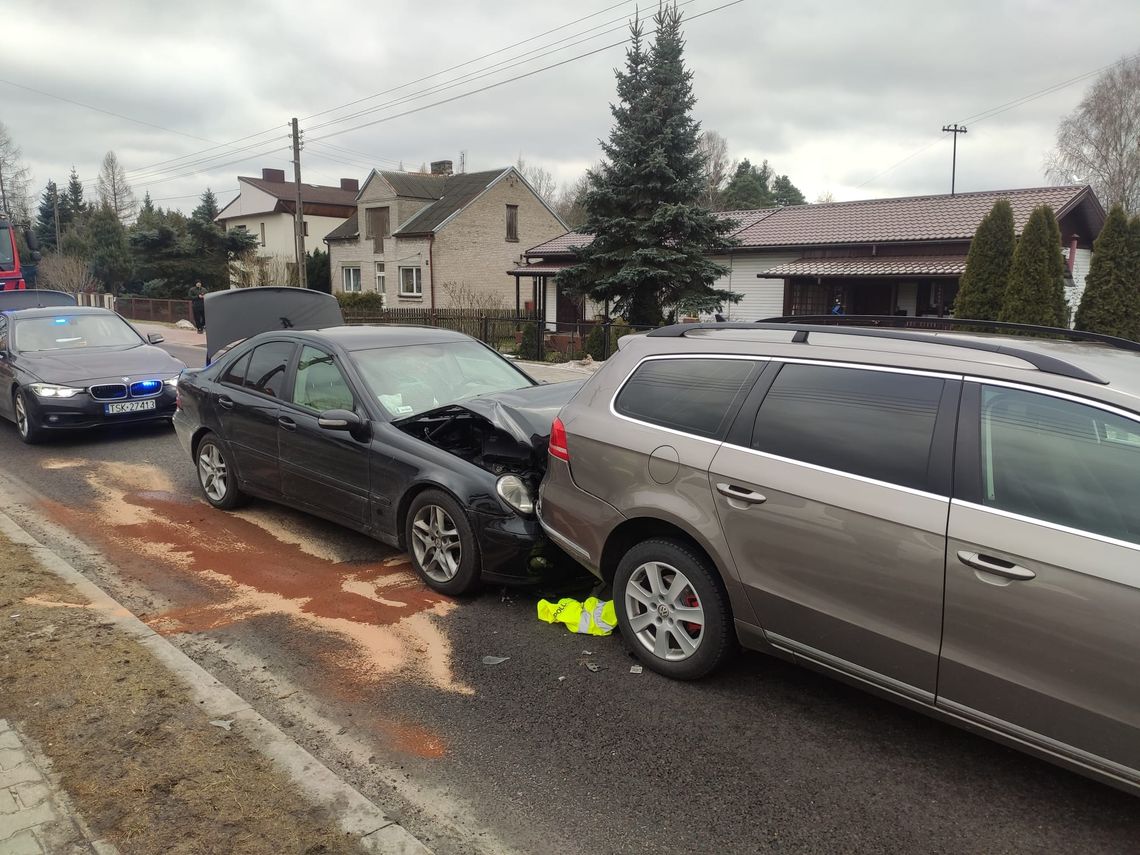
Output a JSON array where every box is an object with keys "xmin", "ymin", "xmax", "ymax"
[{"xmin": 0, "ymin": 340, "xmax": 1136, "ymax": 854}]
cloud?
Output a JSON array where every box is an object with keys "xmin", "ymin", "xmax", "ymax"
[{"xmin": 4, "ymin": 0, "xmax": 1139, "ymax": 214}]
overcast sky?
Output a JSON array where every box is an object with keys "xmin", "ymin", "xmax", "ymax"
[{"xmin": 3, "ymin": 0, "xmax": 1138, "ymax": 217}]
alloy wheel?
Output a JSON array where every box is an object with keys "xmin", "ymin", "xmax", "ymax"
[
  {"xmin": 14, "ymin": 394, "xmax": 28, "ymax": 438},
  {"xmin": 197, "ymin": 444, "xmax": 228, "ymax": 502},
  {"xmin": 411, "ymin": 504, "xmax": 462, "ymax": 583},
  {"xmin": 625, "ymin": 561, "xmax": 706, "ymax": 661}
]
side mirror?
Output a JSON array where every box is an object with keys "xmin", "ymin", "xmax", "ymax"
[{"xmin": 147, "ymin": 332, "xmax": 165, "ymax": 344}]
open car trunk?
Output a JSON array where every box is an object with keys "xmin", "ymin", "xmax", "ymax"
[
  {"xmin": 204, "ymin": 287, "xmax": 344, "ymax": 362},
  {"xmin": 394, "ymin": 380, "xmax": 584, "ymax": 487}
]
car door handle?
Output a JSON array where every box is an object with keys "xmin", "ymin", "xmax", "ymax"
[
  {"xmin": 716, "ymin": 483, "xmax": 767, "ymax": 505},
  {"xmin": 217, "ymin": 396, "xmax": 234, "ymax": 411},
  {"xmin": 956, "ymin": 551, "xmax": 1036, "ymax": 581},
  {"xmin": 277, "ymin": 416, "xmax": 297, "ymax": 431}
]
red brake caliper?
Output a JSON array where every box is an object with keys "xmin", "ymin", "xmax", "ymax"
[{"xmin": 682, "ymin": 592, "xmax": 701, "ymax": 635}]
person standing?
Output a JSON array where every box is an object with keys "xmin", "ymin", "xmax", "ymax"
[{"xmin": 190, "ymin": 281, "xmax": 207, "ymax": 333}]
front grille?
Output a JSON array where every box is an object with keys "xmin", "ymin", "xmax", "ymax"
[
  {"xmin": 129, "ymin": 379, "xmax": 163, "ymax": 398},
  {"xmin": 89, "ymin": 383, "xmax": 127, "ymax": 401}
]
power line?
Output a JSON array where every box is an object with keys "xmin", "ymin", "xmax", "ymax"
[
  {"xmin": 308, "ymin": 0, "xmax": 745, "ymax": 145},
  {"xmin": 301, "ymin": 0, "xmax": 637, "ymax": 122},
  {"xmin": 0, "ymin": 77, "xmax": 215, "ymax": 143}
]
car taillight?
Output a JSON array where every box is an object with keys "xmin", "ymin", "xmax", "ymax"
[{"xmin": 549, "ymin": 417, "xmax": 569, "ymax": 462}]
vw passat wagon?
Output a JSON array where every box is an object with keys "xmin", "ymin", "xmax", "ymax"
[{"xmin": 538, "ymin": 319, "xmax": 1140, "ymax": 797}]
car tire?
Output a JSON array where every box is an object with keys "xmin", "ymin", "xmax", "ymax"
[
  {"xmin": 405, "ymin": 489, "xmax": 481, "ymax": 596},
  {"xmin": 195, "ymin": 435, "xmax": 249, "ymax": 510},
  {"xmin": 613, "ymin": 538, "xmax": 733, "ymax": 680},
  {"xmin": 13, "ymin": 388, "xmax": 44, "ymax": 445}
]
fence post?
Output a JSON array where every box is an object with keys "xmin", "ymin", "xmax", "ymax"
[
  {"xmin": 480, "ymin": 313, "xmax": 488, "ymax": 344},
  {"xmin": 602, "ymin": 322, "xmax": 612, "ymax": 361}
]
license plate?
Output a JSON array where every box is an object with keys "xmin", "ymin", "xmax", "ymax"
[{"xmin": 105, "ymin": 399, "xmax": 157, "ymax": 415}]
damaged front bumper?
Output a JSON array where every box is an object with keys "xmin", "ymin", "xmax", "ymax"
[{"xmin": 471, "ymin": 508, "xmax": 583, "ymax": 586}]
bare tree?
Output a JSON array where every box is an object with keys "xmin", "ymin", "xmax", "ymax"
[
  {"xmin": 554, "ymin": 173, "xmax": 590, "ymax": 229},
  {"xmin": 1046, "ymin": 55, "xmax": 1140, "ymax": 212},
  {"xmin": 441, "ymin": 280, "xmax": 506, "ymax": 311},
  {"xmin": 96, "ymin": 151, "xmax": 138, "ymax": 223},
  {"xmin": 38, "ymin": 253, "xmax": 99, "ymax": 294},
  {"xmin": 697, "ymin": 130, "xmax": 730, "ymax": 209},
  {"xmin": 814, "ymin": 190, "xmax": 836, "ymax": 203},
  {"xmin": 0, "ymin": 121, "xmax": 33, "ymax": 223},
  {"xmin": 515, "ymin": 155, "xmax": 558, "ymax": 203}
]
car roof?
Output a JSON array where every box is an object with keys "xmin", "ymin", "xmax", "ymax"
[
  {"xmin": 3, "ymin": 306, "xmax": 119, "ymax": 319},
  {"xmin": 297, "ymin": 324, "xmax": 475, "ymax": 351}
]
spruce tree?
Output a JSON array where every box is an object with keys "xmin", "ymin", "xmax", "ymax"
[
  {"xmin": 194, "ymin": 188, "xmax": 220, "ymax": 222},
  {"xmin": 558, "ymin": 6, "xmax": 737, "ymax": 325},
  {"xmin": 35, "ymin": 181, "xmax": 60, "ymax": 252},
  {"xmin": 1073, "ymin": 205, "xmax": 1140, "ymax": 338},
  {"xmin": 61, "ymin": 167, "xmax": 87, "ymax": 230},
  {"xmin": 87, "ymin": 205, "xmax": 133, "ymax": 294},
  {"xmin": 721, "ymin": 159, "xmax": 773, "ymax": 210},
  {"xmin": 954, "ymin": 199, "xmax": 1014, "ymax": 320},
  {"xmin": 999, "ymin": 205, "xmax": 1068, "ymax": 327}
]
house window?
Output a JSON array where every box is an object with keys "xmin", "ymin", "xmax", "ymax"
[
  {"xmin": 259, "ymin": 222, "xmax": 266, "ymax": 247},
  {"xmin": 366, "ymin": 207, "xmax": 391, "ymax": 253},
  {"xmin": 399, "ymin": 266, "xmax": 422, "ymax": 298},
  {"xmin": 342, "ymin": 266, "xmax": 362, "ymax": 293},
  {"xmin": 375, "ymin": 262, "xmax": 385, "ymax": 293},
  {"xmin": 303, "ymin": 220, "xmax": 309, "ymax": 237},
  {"xmin": 506, "ymin": 205, "xmax": 519, "ymax": 242}
]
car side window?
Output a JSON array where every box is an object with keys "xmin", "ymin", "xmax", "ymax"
[
  {"xmin": 979, "ymin": 386, "xmax": 1140, "ymax": 545},
  {"xmin": 292, "ymin": 346, "xmax": 355, "ymax": 412},
  {"xmin": 220, "ymin": 350, "xmax": 252, "ymax": 387},
  {"xmin": 243, "ymin": 342, "xmax": 293, "ymax": 399},
  {"xmin": 752, "ymin": 363, "xmax": 944, "ymax": 491},
  {"xmin": 614, "ymin": 358, "xmax": 759, "ymax": 439}
]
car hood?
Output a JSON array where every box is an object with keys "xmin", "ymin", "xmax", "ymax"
[
  {"xmin": 18, "ymin": 345, "xmax": 185, "ymax": 384},
  {"xmin": 204, "ymin": 287, "xmax": 344, "ymax": 362},
  {"xmin": 418, "ymin": 380, "xmax": 585, "ymax": 446}
]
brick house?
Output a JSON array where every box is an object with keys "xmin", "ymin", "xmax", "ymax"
[
  {"xmin": 216, "ymin": 168, "xmax": 359, "ymax": 284},
  {"xmin": 324, "ymin": 161, "xmax": 565, "ymax": 308},
  {"xmin": 512, "ymin": 185, "xmax": 1106, "ymax": 325}
]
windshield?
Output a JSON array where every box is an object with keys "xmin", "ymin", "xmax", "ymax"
[
  {"xmin": 351, "ymin": 340, "xmax": 533, "ymax": 418},
  {"xmin": 0, "ymin": 227, "xmax": 13, "ymax": 270},
  {"xmin": 14, "ymin": 314, "xmax": 144, "ymax": 352}
]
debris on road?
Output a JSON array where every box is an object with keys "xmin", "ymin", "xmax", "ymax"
[
  {"xmin": 630, "ymin": 665, "xmax": 643, "ymax": 674},
  {"xmin": 482, "ymin": 655, "xmax": 510, "ymax": 666},
  {"xmin": 209, "ymin": 719, "xmax": 234, "ymax": 731},
  {"xmin": 537, "ymin": 597, "xmax": 617, "ymax": 636},
  {"xmin": 584, "ymin": 662, "xmax": 606, "ymax": 673}
]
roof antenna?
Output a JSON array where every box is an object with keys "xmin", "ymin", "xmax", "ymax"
[{"xmin": 459, "ymin": 150, "xmax": 466, "ymax": 174}]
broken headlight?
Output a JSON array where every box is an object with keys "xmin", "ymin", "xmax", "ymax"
[{"xmin": 496, "ymin": 474, "xmax": 534, "ymax": 515}]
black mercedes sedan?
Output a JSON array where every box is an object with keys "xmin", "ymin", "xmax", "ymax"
[
  {"xmin": 0, "ymin": 296, "xmax": 185, "ymax": 443},
  {"xmin": 174, "ymin": 321, "xmax": 583, "ymax": 594}
]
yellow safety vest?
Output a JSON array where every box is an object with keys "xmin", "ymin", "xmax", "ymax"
[{"xmin": 537, "ymin": 597, "xmax": 617, "ymax": 636}]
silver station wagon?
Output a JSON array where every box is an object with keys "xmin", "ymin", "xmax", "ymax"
[{"xmin": 538, "ymin": 319, "xmax": 1140, "ymax": 797}]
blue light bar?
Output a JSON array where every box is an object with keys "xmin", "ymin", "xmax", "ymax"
[{"xmin": 130, "ymin": 379, "xmax": 163, "ymax": 396}]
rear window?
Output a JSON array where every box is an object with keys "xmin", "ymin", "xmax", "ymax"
[
  {"xmin": 243, "ymin": 342, "xmax": 293, "ymax": 399},
  {"xmin": 614, "ymin": 358, "xmax": 758, "ymax": 439}
]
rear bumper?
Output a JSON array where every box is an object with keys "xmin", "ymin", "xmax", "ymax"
[
  {"xmin": 537, "ymin": 457, "xmax": 624, "ymax": 581},
  {"xmin": 24, "ymin": 388, "xmax": 177, "ymax": 431}
]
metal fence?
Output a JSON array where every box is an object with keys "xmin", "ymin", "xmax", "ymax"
[
  {"xmin": 114, "ymin": 297, "xmax": 192, "ymax": 324},
  {"xmin": 342, "ymin": 309, "xmax": 658, "ymax": 362}
]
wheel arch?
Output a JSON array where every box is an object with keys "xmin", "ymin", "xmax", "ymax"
[
  {"xmin": 395, "ymin": 481, "xmax": 475, "ymax": 551},
  {"xmin": 600, "ymin": 516, "xmax": 727, "ymax": 591}
]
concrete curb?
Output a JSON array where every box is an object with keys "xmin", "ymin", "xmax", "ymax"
[{"xmin": 0, "ymin": 510, "xmax": 433, "ymax": 855}]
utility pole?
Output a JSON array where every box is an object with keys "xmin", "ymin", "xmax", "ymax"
[
  {"xmin": 290, "ymin": 118, "xmax": 308, "ymax": 288},
  {"xmin": 941, "ymin": 123, "xmax": 967, "ymax": 196},
  {"xmin": 53, "ymin": 190, "xmax": 61, "ymax": 249}
]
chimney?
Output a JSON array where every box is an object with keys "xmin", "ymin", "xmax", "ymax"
[
  {"xmin": 262, "ymin": 168, "xmax": 287, "ymax": 182},
  {"xmin": 1068, "ymin": 234, "xmax": 1079, "ymax": 274},
  {"xmin": 340, "ymin": 178, "xmax": 359, "ymax": 192},
  {"xmin": 430, "ymin": 160, "xmax": 453, "ymax": 176}
]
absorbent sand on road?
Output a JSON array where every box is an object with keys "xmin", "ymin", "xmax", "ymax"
[{"xmin": 0, "ymin": 532, "xmax": 366, "ymax": 855}]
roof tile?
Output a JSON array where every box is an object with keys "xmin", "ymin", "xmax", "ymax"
[{"xmin": 757, "ymin": 255, "xmax": 969, "ymax": 278}]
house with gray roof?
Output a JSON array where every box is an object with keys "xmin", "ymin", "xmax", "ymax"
[
  {"xmin": 324, "ymin": 160, "xmax": 565, "ymax": 308},
  {"xmin": 512, "ymin": 184, "xmax": 1106, "ymax": 326}
]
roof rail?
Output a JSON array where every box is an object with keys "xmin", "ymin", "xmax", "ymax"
[
  {"xmin": 763, "ymin": 315, "xmax": 1140, "ymax": 353},
  {"xmin": 646, "ymin": 319, "xmax": 1115, "ymax": 385}
]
